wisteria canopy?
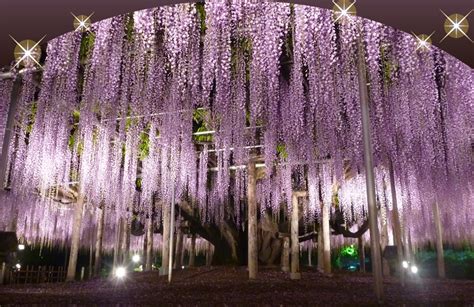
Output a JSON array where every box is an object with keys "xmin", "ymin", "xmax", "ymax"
[{"xmin": 0, "ymin": 0, "xmax": 472, "ymax": 255}]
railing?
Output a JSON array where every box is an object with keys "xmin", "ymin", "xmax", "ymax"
[{"xmin": 8, "ymin": 265, "xmax": 66, "ymax": 284}]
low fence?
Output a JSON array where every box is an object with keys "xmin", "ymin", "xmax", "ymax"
[{"xmin": 2, "ymin": 265, "xmax": 66, "ymax": 285}]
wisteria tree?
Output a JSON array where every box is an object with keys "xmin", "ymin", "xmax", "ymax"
[{"xmin": 0, "ymin": 1, "xmax": 472, "ymax": 268}]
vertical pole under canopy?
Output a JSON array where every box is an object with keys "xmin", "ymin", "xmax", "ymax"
[
  {"xmin": 388, "ymin": 161, "xmax": 405, "ymax": 285},
  {"xmin": 145, "ymin": 215, "xmax": 154, "ymax": 271},
  {"xmin": 94, "ymin": 207, "xmax": 105, "ymax": 277},
  {"xmin": 290, "ymin": 193, "xmax": 301, "ymax": 279},
  {"xmin": 122, "ymin": 218, "xmax": 131, "ymax": 264},
  {"xmin": 113, "ymin": 216, "xmax": 123, "ymax": 269},
  {"xmin": 357, "ymin": 39, "xmax": 384, "ymax": 302},
  {"xmin": 317, "ymin": 225, "xmax": 323, "ymax": 272},
  {"xmin": 174, "ymin": 225, "xmax": 184, "ymax": 269},
  {"xmin": 308, "ymin": 241, "xmax": 312, "ymax": 267},
  {"xmin": 168, "ymin": 182, "xmax": 175, "ymax": 283},
  {"xmin": 358, "ymin": 236, "xmax": 366, "ymax": 272},
  {"xmin": 247, "ymin": 159, "xmax": 258, "ymax": 279},
  {"xmin": 0, "ymin": 77, "xmax": 21, "ymax": 189},
  {"xmin": 66, "ymin": 195, "xmax": 85, "ymax": 281},
  {"xmin": 433, "ymin": 202, "xmax": 446, "ymax": 278},
  {"xmin": 281, "ymin": 236, "xmax": 290, "ymax": 272},
  {"xmin": 189, "ymin": 234, "xmax": 196, "ymax": 267},
  {"xmin": 380, "ymin": 204, "xmax": 390, "ymax": 276},
  {"xmin": 322, "ymin": 201, "xmax": 331, "ymax": 275},
  {"xmin": 160, "ymin": 202, "xmax": 170, "ymax": 276}
]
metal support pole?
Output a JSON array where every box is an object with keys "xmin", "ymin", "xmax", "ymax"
[
  {"xmin": 0, "ymin": 78, "xmax": 21, "ymax": 189},
  {"xmin": 357, "ymin": 39, "xmax": 384, "ymax": 302},
  {"xmin": 168, "ymin": 182, "xmax": 175, "ymax": 283}
]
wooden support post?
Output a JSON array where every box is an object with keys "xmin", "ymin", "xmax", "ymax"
[
  {"xmin": 433, "ymin": 202, "xmax": 445, "ymax": 279},
  {"xmin": 94, "ymin": 207, "xmax": 105, "ymax": 277},
  {"xmin": 0, "ymin": 262, "xmax": 5, "ymax": 284},
  {"xmin": 322, "ymin": 201, "xmax": 331, "ymax": 275},
  {"xmin": 358, "ymin": 235, "xmax": 366, "ymax": 272},
  {"xmin": 317, "ymin": 225, "xmax": 323, "ymax": 272},
  {"xmin": 308, "ymin": 241, "xmax": 312, "ymax": 267},
  {"xmin": 281, "ymin": 237, "xmax": 290, "ymax": 272},
  {"xmin": 247, "ymin": 159, "xmax": 258, "ymax": 279},
  {"xmin": 160, "ymin": 203, "xmax": 170, "ymax": 276},
  {"xmin": 388, "ymin": 161, "xmax": 405, "ymax": 285},
  {"xmin": 168, "ymin": 183, "xmax": 175, "ymax": 283},
  {"xmin": 88, "ymin": 240, "xmax": 93, "ymax": 279},
  {"xmin": 357, "ymin": 38, "xmax": 384, "ymax": 302},
  {"xmin": 206, "ymin": 241, "xmax": 212, "ymax": 267},
  {"xmin": 66, "ymin": 195, "xmax": 85, "ymax": 281},
  {"xmin": 174, "ymin": 226, "xmax": 184, "ymax": 269},
  {"xmin": 0, "ymin": 78, "xmax": 21, "ymax": 189},
  {"xmin": 290, "ymin": 193, "xmax": 301, "ymax": 279},
  {"xmin": 145, "ymin": 216, "xmax": 154, "ymax": 271},
  {"xmin": 122, "ymin": 217, "xmax": 131, "ymax": 264},
  {"xmin": 113, "ymin": 216, "xmax": 123, "ymax": 269},
  {"xmin": 380, "ymin": 204, "xmax": 390, "ymax": 276},
  {"xmin": 80, "ymin": 267, "xmax": 85, "ymax": 281},
  {"xmin": 189, "ymin": 234, "xmax": 196, "ymax": 267}
]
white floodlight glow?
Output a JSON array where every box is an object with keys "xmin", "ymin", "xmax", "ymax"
[
  {"xmin": 15, "ymin": 263, "xmax": 21, "ymax": 269},
  {"xmin": 410, "ymin": 265, "xmax": 418, "ymax": 274},
  {"xmin": 115, "ymin": 266, "xmax": 126, "ymax": 278},
  {"xmin": 18, "ymin": 244, "xmax": 25, "ymax": 250},
  {"xmin": 402, "ymin": 260, "xmax": 409, "ymax": 269},
  {"xmin": 132, "ymin": 254, "xmax": 140, "ymax": 263}
]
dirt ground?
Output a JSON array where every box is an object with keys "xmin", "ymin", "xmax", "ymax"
[{"xmin": 1, "ymin": 266, "xmax": 473, "ymax": 306}]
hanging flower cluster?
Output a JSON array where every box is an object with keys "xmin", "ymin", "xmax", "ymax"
[{"xmin": 1, "ymin": 1, "xmax": 472, "ymax": 249}]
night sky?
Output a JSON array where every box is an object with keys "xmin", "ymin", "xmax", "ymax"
[{"xmin": 0, "ymin": 0, "xmax": 472, "ymax": 68}]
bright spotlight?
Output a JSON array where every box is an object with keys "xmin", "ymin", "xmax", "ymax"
[
  {"xmin": 410, "ymin": 265, "xmax": 418, "ymax": 274},
  {"xmin": 115, "ymin": 266, "xmax": 126, "ymax": 279},
  {"xmin": 15, "ymin": 263, "xmax": 21, "ymax": 270},
  {"xmin": 18, "ymin": 244, "xmax": 25, "ymax": 250},
  {"xmin": 132, "ymin": 254, "xmax": 140, "ymax": 263},
  {"xmin": 402, "ymin": 260, "xmax": 409, "ymax": 269},
  {"xmin": 181, "ymin": 265, "xmax": 185, "ymax": 269}
]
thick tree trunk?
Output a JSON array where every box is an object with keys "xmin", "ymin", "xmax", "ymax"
[
  {"xmin": 94, "ymin": 207, "xmax": 105, "ymax": 276},
  {"xmin": 66, "ymin": 195, "xmax": 85, "ymax": 281},
  {"xmin": 247, "ymin": 159, "xmax": 258, "ymax": 279}
]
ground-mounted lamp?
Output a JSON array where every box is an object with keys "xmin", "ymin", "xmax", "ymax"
[
  {"xmin": 132, "ymin": 254, "xmax": 141, "ymax": 263},
  {"xmin": 115, "ymin": 266, "xmax": 126, "ymax": 279},
  {"xmin": 18, "ymin": 244, "xmax": 25, "ymax": 251}
]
